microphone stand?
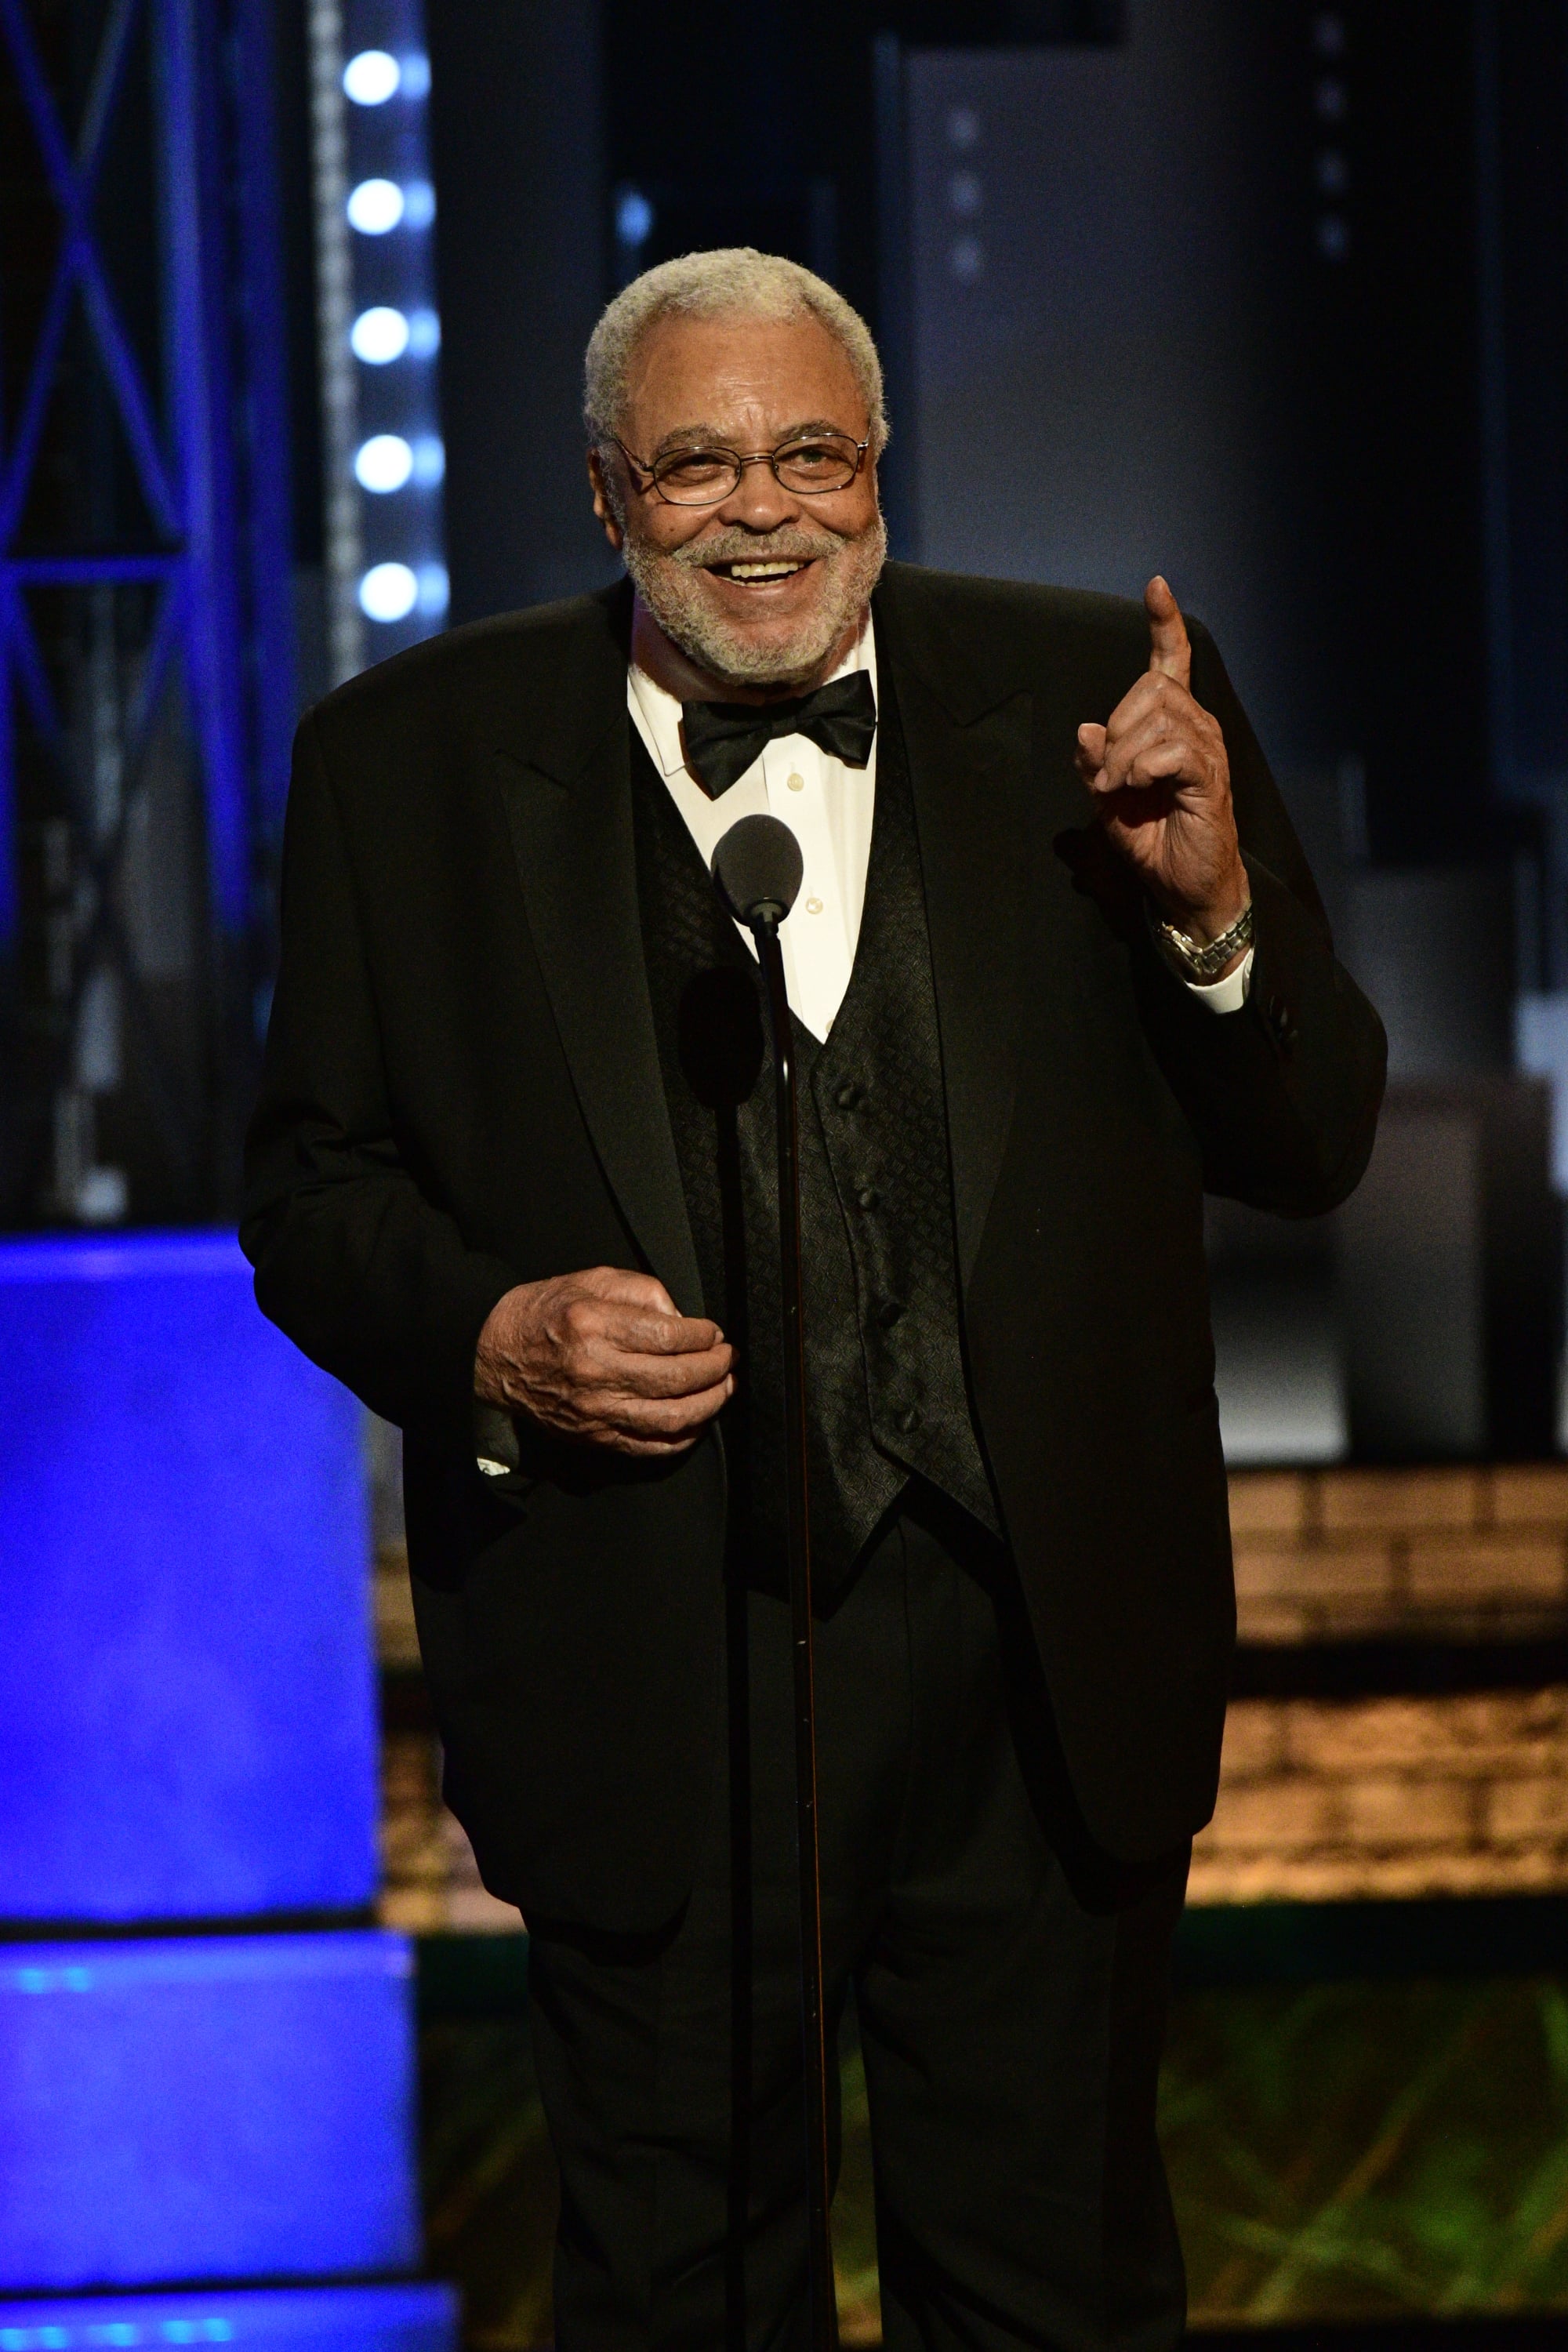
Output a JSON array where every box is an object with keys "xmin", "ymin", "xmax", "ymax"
[{"xmin": 750, "ymin": 906, "xmax": 837, "ymax": 2352}]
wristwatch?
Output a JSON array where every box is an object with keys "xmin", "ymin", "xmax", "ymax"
[{"xmin": 1149, "ymin": 895, "xmax": 1255, "ymax": 984}]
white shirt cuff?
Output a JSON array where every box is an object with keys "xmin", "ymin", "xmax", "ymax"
[
  {"xmin": 1181, "ymin": 945, "xmax": 1254, "ymax": 1014},
  {"xmin": 474, "ymin": 1401, "xmax": 521, "ymax": 1478}
]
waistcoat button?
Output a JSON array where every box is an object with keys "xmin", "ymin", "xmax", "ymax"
[
  {"xmin": 877, "ymin": 1298, "xmax": 904, "ymax": 1327},
  {"xmin": 835, "ymin": 1082, "xmax": 861, "ymax": 1109},
  {"xmin": 897, "ymin": 1406, "xmax": 922, "ymax": 1435},
  {"xmin": 856, "ymin": 1185, "xmax": 880, "ymax": 1210}
]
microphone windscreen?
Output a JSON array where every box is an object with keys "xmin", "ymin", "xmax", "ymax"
[{"xmin": 710, "ymin": 814, "xmax": 804, "ymax": 924}]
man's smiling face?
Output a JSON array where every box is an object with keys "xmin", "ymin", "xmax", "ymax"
[{"xmin": 590, "ymin": 310, "xmax": 886, "ymax": 695}]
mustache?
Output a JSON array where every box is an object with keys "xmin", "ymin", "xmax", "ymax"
[{"xmin": 666, "ymin": 526, "xmax": 853, "ymax": 570}]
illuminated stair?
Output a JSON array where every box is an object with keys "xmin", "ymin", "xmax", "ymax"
[{"xmin": 0, "ymin": 1236, "xmax": 453, "ymax": 2339}]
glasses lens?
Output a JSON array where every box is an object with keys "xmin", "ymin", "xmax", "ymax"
[
  {"xmin": 652, "ymin": 450, "xmax": 741, "ymax": 505},
  {"xmin": 775, "ymin": 435, "xmax": 860, "ymax": 493}
]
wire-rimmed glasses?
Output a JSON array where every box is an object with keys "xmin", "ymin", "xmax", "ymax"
[{"xmin": 608, "ymin": 430, "xmax": 870, "ymax": 507}]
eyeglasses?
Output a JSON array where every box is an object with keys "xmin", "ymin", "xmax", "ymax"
[{"xmin": 608, "ymin": 430, "xmax": 870, "ymax": 507}]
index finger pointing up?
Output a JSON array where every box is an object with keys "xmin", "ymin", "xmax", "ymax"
[{"xmin": 1145, "ymin": 574, "xmax": 1191, "ymax": 688}]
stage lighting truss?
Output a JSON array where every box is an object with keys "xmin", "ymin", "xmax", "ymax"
[
  {"xmin": 307, "ymin": 0, "xmax": 447, "ymax": 686},
  {"xmin": 0, "ymin": 0, "xmax": 296, "ymax": 1226}
]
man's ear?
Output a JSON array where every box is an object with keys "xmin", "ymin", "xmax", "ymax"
[{"xmin": 587, "ymin": 448, "xmax": 625, "ymax": 552}]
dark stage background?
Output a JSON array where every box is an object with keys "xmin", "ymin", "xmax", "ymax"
[{"xmin": 9, "ymin": 1, "xmax": 1568, "ymax": 2343}]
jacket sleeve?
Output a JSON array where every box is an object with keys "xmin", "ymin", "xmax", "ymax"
[
  {"xmin": 1131, "ymin": 620, "xmax": 1388, "ymax": 1216},
  {"xmin": 240, "ymin": 713, "xmax": 519, "ymax": 1438}
]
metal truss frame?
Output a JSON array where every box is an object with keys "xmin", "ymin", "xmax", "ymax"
[{"xmin": 0, "ymin": 0, "xmax": 295, "ymax": 1214}]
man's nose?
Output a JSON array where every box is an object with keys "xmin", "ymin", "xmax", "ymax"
[{"xmin": 713, "ymin": 456, "xmax": 800, "ymax": 532}]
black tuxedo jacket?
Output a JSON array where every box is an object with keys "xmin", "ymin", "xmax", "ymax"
[{"xmin": 242, "ymin": 562, "xmax": 1385, "ymax": 1932}]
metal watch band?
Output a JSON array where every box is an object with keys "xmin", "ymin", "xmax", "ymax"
[{"xmin": 1150, "ymin": 895, "xmax": 1255, "ymax": 983}]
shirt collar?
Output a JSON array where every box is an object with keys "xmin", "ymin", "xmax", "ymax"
[{"xmin": 627, "ymin": 611, "xmax": 877, "ymax": 784}]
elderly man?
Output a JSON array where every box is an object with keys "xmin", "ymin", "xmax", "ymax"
[{"xmin": 245, "ymin": 249, "xmax": 1384, "ymax": 2350}]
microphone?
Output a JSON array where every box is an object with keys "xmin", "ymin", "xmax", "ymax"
[
  {"xmin": 709, "ymin": 804, "xmax": 835, "ymax": 2350},
  {"xmin": 710, "ymin": 813, "xmax": 804, "ymax": 928}
]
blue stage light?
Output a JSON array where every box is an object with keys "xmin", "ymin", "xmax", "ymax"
[
  {"xmin": 354, "ymin": 436, "xmax": 414, "ymax": 492},
  {"xmin": 415, "ymin": 564, "xmax": 448, "ymax": 617},
  {"xmin": 0, "ymin": 2285, "xmax": 456, "ymax": 2352},
  {"xmin": 0, "ymin": 1934, "xmax": 418, "ymax": 2288},
  {"xmin": 350, "ymin": 307, "xmax": 409, "ymax": 364},
  {"xmin": 346, "ymin": 179, "xmax": 403, "ymax": 234},
  {"xmin": 615, "ymin": 188, "xmax": 653, "ymax": 247},
  {"xmin": 405, "ymin": 308, "xmax": 440, "ymax": 358},
  {"xmin": 317, "ymin": 0, "xmax": 444, "ymax": 673},
  {"xmin": 318, "ymin": 0, "xmax": 445, "ymax": 674},
  {"xmin": 342, "ymin": 50, "xmax": 400, "ymax": 105},
  {"xmin": 358, "ymin": 563, "xmax": 418, "ymax": 622},
  {"xmin": 0, "ymin": 1233, "xmax": 376, "ymax": 1923}
]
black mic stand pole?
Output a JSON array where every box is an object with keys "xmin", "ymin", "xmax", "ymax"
[{"xmin": 751, "ymin": 905, "xmax": 837, "ymax": 2352}]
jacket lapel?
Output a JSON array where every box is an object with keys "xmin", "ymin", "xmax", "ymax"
[
  {"xmin": 489, "ymin": 567, "xmax": 1040, "ymax": 1312},
  {"xmin": 874, "ymin": 567, "xmax": 1033, "ymax": 1285},
  {"xmin": 491, "ymin": 585, "xmax": 707, "ymax": 1321}
]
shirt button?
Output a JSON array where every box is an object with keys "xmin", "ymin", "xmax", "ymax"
[
  {"xmin": 805, "ymin": 896, "xmax": 823, "ymax": 914},
  {"xmin": 856, "ymin": 1185, "xmax": 880, "ymax": 1210},
  {"xmin": 786, "ymin": 771, "xmax": 805, "ymax": 792},
  {"xmin": 897, "ymin": 1406, "xmax": 922, "ymax": 1436}
]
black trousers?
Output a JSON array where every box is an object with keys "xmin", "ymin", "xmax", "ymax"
[{"xmin": 527, "ymin": 1496, "xmax": 1190, "ymax": 2351}]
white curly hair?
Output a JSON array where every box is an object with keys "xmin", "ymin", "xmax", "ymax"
[{"xmin": 583, "ymin": 247, "xmax": 888, "ymax": 456}]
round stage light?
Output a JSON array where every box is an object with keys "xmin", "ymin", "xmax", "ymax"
[
  {"xmin": 359, "ymin": 563, "xmax": 419, "ymax": 622},
  {"xmin": 615, "ymin": 189, "xmax": 654, "ymax": 247},
  {"xmin": 343, "ymin": 49, "xmax": 400, "ymax": 104},
  {"xmin": 416, "ymin": 564, "xmax": 450, "ymax": 617},
  {"xmin": 350, "ymin": 307, "xmax": 410, "ymax": 364},
  {"xmin": 347, "ymin": 179, "xmax": 404, "ymax": 235},
  {"xmin": 400, "ymin": 52, "xmax": 431, "ymax": 100},
  {"xmin": 401, "ymin": 180, "xmax": 436, "ymax": 230},
  {"xmin": 354, "ymin": 435, "xmax": 415, "ymax": 493},
  {"xmin": 410, "ymin": 435, "xmax": 445, "ymax": 486},
  {"xmin": 406, "ymin": 308, "xmax": 441, "ymax": 358}
]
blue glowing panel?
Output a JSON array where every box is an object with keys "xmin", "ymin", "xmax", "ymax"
[
  {"xmin": 0, "ymin": 2283, "xmax": 456, "ymax": 2352},
  {"xmin": 0, "ymin": 1934, "xmax": 419, "ymax": 2288},
  {"xmin": 0, "ymin": 1233, "xmax": 376, "ymax": 1920}
]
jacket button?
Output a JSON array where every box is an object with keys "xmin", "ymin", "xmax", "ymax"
[
  {"xmin": 835, "ymin": 1082, "xmax": 862, "ymax": 1109},
  {"xmin": 896, "ymin": 1406, "xmax": 922, "ymax": 1435},
  {"xmin": 856, "ymin": 1185, "xmax": 880, "ymax": 1210},
  {"xmin": 877, "ymin": 1298, "xmax": 905, "ymax": 1328}
]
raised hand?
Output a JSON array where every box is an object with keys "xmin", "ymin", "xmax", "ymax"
[
  {"xmin": 475, "ymin": 1265, "xmax": 735, "ymax": 1458},
  {"xmin": 1075, "ymin": 576, "xmax": 1250, "ymax": 952}
]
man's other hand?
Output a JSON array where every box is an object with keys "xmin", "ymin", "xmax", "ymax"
[
  {"xmin": 1074, "ymin": 575, "xmax": 1250, "ymax": 953},
  {"xmin": 474, "ymin": 1268, "xmax": 735, "ymax": 1458}
]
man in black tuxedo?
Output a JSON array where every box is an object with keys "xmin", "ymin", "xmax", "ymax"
[{"xmin": 244, "ymin": 249, "xmax": 1384, "ymax": 2350}]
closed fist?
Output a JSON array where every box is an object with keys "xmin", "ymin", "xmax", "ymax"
[{"xmin": 475, "ymin": 1265, "xmax": 734, "ymax": 1459}]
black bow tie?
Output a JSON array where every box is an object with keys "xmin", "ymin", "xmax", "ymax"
[{"xmin": 680, "ymin": 671, "xmax": 877, "ymax": 800}]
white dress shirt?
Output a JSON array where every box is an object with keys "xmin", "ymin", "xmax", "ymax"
[
  {"xmin": 630, "ymin": 622, "xmax": 879, "ymax": 1041},
  {"xmin": 627, "ymin": 617, "xmax": 1252, "ymax": 1036}
]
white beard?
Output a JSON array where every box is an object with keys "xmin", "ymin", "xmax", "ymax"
[{"xmin": 622, "ymin": 514, "xmax": 887, "ymax": 691}]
